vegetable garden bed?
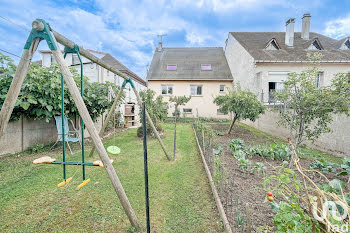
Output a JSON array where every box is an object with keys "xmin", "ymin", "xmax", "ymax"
[{"xmin": 194, "ymin": 122, "xmax": 347, "ymax": 232}]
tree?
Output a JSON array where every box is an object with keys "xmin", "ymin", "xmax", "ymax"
[
  {"xmin": 0, "ymin": 53, "xmax": 122, "ymax": 122},
  {"xmin": 214, "ymin": 85, "xmax": 265, "ymax": 134},
  {"xmin": 137, "ymin": 89, "xmax": 168, "ymax": 137},
  {"xmin": 274, "ymin": 53, "xmax": 350, "ymax": 165},
  {"xmin": 169, "ymin": 95, "xmax": 191, "ymax": 160}
]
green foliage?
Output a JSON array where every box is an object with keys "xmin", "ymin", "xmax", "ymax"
[
  {"xmin": 274, "ymin": 53, "xmax": 350, "ymax": 150},
  {"xmin": 238, "ymin": 158, "xmax": 251, "ymax": 173},
  {"xmin": 213, "ymin": 84, "xmax": 265, "ymax": 130},
  {"xmin": 251, "ymin": 162, "xmax": 267, "ymax": 175},
  {"xmin": 309, "ymin": 159, "xmax": 336, "ymax": 173},
  {"xmin": 213, "ymin": 154, "xmax": 224, "ymax": 185},
  {"xmin": 214, "ymin": 146, "xmax": 223, "ymax": 155},
  {"xmin": 269, "ymin": 143, "xmax": 291, "ymax": 160},
  {"xmin": 335, "ymin": 157, "xmax": 350, "ymax": 177},
  {"xmin": 215, "ymin": 130, "xmax": 224, "ymax": 136},
  {"xmin": 273, "ymin": 201, "xmax": 319, "ymax": 233},
  {"xmin": 228, "ymin": 138, "xmax": 245, "ymax": 152},
  {"xmin": 139, "ymin": 89, "xmax": 168, "ymax": 136},
  {"xmin": 0, "ymin": 54, "xmax": 121, "ymax": 122},
  {"xmin": 264, "ymin": 166, "xmax": 320, "ymax": 232},
  {"xmin": 169, "ymin": 95, "xmax": 191, "ymax": 117}
]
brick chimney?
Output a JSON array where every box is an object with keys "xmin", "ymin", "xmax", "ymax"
[
  {"xmin": 157, "ymin": 42, "xmax": 163, "ymax": 52},
  {"xmin": 301, "ymin": 13, "xmax": 311, "ymax": 40},
  {"xmin": 285, "ymin": 18, "xmax": 295, "ymax": 47}
]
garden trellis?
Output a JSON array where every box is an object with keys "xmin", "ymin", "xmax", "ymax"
[{"xmin": 0, "ymin": 18, "xmax": 171, "ymax": 231}]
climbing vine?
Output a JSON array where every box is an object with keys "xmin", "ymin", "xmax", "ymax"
[{"xmin": 0, "ymin": 53, "xmax": 122, "ymax": 122}]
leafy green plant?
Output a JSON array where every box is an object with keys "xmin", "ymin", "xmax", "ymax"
[
  {"xmin": 214, "ymin": 146, "xmax": 223, "ymax": 155},
  {"xmin": 213, "ymin": 84, "xmax": 265, "ymax": 134},
  {"xmin": 215, "ymin": 130, "xmax": 224, "ymax": 136},
  {"xmin": 251, "ymin": 162, "xmax": 267, "ymax": 175},
  {"xmin": 138, "ymin": 89, "xmax": 168, "ymax": 137},
  {"xmin": 213, "ymin": 154, "xmax": 224, "ymax": 185},
  {"xmin": 228, "ymin": 138, "xmax": 245, "ymax": 152},
  {"xmin": 309, "ymin": 159, "xmax": 336, "ymax": 173},
  {"xmin": 257, "ymin": 225, "xmax": 273, "ymax": 233},
  {"xmin": 238, "ymin": 158, "xmax": 251, "ymax": 173},
  {"xmin": 0, "ymin": 55, "xmax": 121, "ymax": 122},
  {"xmin": 269, "ymin": 143, "xmax": 291, "ymax": 160},
  {"xmin": 335, "ymin": 157, "xmax": 350, "ymax": 177},
  {"xmin": 274, "ymin": 53, "xmax": 350, "ymax": 157}
]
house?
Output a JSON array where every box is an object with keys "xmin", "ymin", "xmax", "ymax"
[
  {"xmin": 147, "ymin": 45, "xmax": 233, "ymax": 118},
  {"xmin": 224, "ymin": 14, "xmax": 350, "ymax": 155},
  {"xmin": 39, "ymin": 50, "xmax": 147, "ymax": 128}
]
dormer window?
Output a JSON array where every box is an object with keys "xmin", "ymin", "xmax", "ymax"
[
  {"xmin": 265, "ymin": 38, "xmax": 280, "ymax": 50},
  {"xmin": 340, "ymin": 38, "xmax": 350, "ymax": 50},
  {"xmin": 167, "ymin": 64, "xmax": 177, "ymax": 70},
  {"xmin": 308, "ymin": 39, "xmax": 323, "ymax": 50}
]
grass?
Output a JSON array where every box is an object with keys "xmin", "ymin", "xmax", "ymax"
[{"xmin": 0, "ymin": 123, "xmax": 224, "ymax": 232}]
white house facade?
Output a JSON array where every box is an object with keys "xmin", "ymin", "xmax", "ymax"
[{"xmin": 224, "ymin": 14, "xmax": 350, "ymax": 155}]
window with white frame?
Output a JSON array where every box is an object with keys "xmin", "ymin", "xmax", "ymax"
[
  {"xmin": 316, "ymin": 72, "xmax": 324, "ymax": 88},
  {"xmin": 219, "ymin": 85, "xmax": 225, "ymax": 92},
  {"xmin": 190, "ymin": 85, "xmax": 202, "ymax": 96},
  {"xmin": 183, "ymin": 108, "xmax": 192, "ymax": 114},
  {"xmin": 340, "ymin": 39, "xmax": 350, "ymax": 50},
  {"xmin": 161, "ymin": 85, "xmax": 173, "ymax": 95},
  {"xmin": 201, "ymin": 64, "xmax": 212, "ymax": 70}
]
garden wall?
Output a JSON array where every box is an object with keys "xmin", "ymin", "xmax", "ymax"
[
  {"xmin": 243, "ymin": 108, "xmax": 350, "ymax": 156},
  {"xmin": 0, "ymin": 117, "xmax": 57, "ymax": 155},
  {"xmin": 0, "ymin": 116, "xmax": 104, "ymax": 155}
]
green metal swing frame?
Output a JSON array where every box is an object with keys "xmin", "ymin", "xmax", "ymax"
[{"xmin": 27, "ymin": 19, "xmax": 99, "ymax": 186}]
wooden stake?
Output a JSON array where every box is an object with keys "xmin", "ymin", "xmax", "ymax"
[
  {"xmin": 51, "ymin": 29, "xmax": 171, "ymax": 161},
  {"xmin": 88, "ymin": 86, "xmax": 125, "ymax": 157},
  {"xmin": 132, "ymin": 85, "xmax": 171, "ymax": 161},
  {"xmin": 51, "ymin": 38, "xmax": 142, "ymax": 231},
  {"xmin": 0, "ymin": 38, "xmax": 40, "ymax": 141}
]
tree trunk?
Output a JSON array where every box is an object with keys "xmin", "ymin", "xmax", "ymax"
[{"xmin": 227, "ymin": 113, "xmax": 237, "ymax": 135}]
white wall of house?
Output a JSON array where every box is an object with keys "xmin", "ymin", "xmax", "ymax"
[
  {"xmin": 225, "ymin": 33, "xmax": 350, "ymax": 155},
  {"xmin": 148, "ymin": 80, "xmax": 232, "ymax": 119},
  {"xmin": 225, "ymin": 33, "xmax": 256, "ymax": 92}
]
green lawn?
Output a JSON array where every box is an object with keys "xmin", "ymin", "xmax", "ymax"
[{"xmin": 0, "ymin": 124, "xmax": 224, "ymax": 232}]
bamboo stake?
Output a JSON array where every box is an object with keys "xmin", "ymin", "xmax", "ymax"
[
  {"xmin": 50, "ymin": 35, "xmax": 142, "ymax": 230},
  {"xmin": 88, "ymin": 86, "xmax": 125, "ymax": 157},
  {"xmin": 132, "ymin": 85, "xmax": 171, "ymax": 161},
  {"xmin": 0, "ymin": 38, "xmax": 40, "ymax": 141}
]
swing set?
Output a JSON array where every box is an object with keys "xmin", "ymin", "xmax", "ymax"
[{"xmin": 0, "ymin": 18, "xmax": 171, "ymax": 231}]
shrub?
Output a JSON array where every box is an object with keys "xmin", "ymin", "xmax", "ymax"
[{"xmin": 0, "ymin": 54, "xmax": 121, "ymax": 122}]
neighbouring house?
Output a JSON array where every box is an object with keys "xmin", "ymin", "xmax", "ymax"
[
  {"xmin": 224, "ymin": 14, "xmax": 350, "ymax": 155},
  {"xmin": 147, "ymin": 45, "xmax": 233, "ymax": 118},
  {"xmin": 39, "ymin": 50, "xmax": 147, "ymax": 128}
]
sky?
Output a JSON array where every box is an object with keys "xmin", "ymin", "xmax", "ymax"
[{"xmin": 0, "ymin": 0, "xmax": 350, "ymax": 79}]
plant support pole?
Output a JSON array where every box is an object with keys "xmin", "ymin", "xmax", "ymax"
[
  {"xmin": 142, "ymin": 103, "xmax": 150, "ymax": 233},
  {"xmin": 132, "ymin": 85, "xmax": 171, "ymax": 161}
]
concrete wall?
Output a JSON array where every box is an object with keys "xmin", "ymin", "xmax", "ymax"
[
  {"xmin": 243, "ymin": 109, "xmax": 350, "ymax": 156},
  {"xmin": 148, "ymin": 80, "xmax": 233, "ymax": 118},
  {"xmin": 0, "ymin": 117, "xmax": 57, "ymax": 155}
]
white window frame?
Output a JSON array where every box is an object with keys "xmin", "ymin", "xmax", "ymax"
[
  {"xmin": 190, "ymin": 85, "xmax": 203, "ymax": 96},
  {"xmin": 183, "ymin": 108, "xmax": 192, "ymax": 114},
  {"xmin": 161, "ymin": 85, "xmax": 173, "ymax": 95},
  {"xmin": 219, "ymin": 85, "xmax": 225, "ymax": 92}
]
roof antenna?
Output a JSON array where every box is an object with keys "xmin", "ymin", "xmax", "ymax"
[{"xmin": 157, "ymin": 34, "xmax": 167, "ymax": 51}]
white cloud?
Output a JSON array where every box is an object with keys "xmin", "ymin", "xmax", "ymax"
[{"xmin": 324, "ymin": 14, "xmax": 350, "ymax": 39}]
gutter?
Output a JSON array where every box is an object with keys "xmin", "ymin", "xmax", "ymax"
[{"xmin": 255, "ymin": 60, "xmax": 350, "ymax": 64}]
